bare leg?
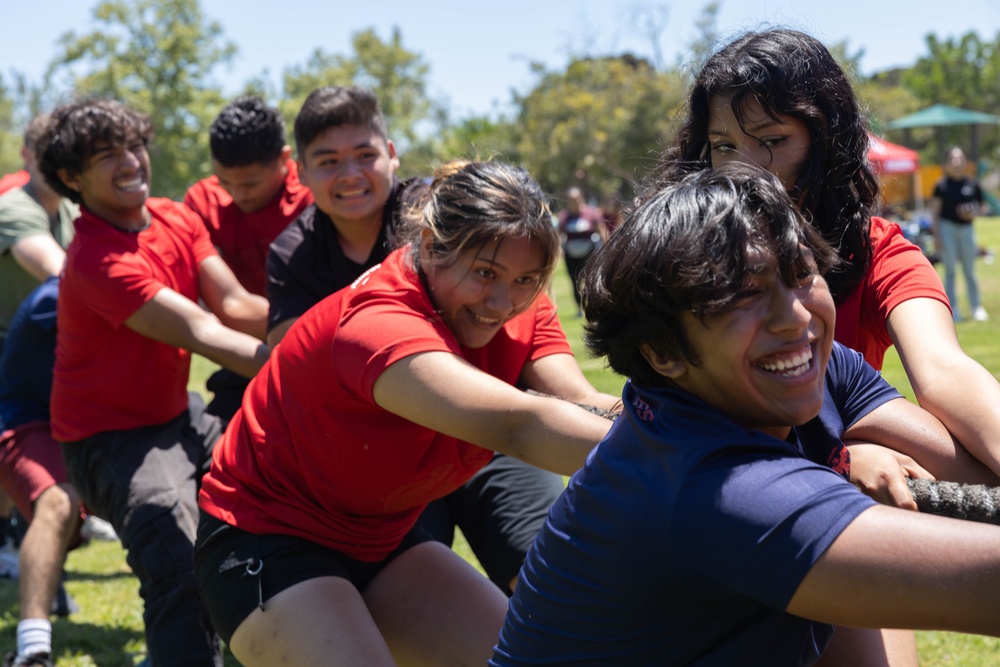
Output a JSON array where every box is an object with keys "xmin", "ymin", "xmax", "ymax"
[
  {"xmin": 364, "ymin": 541, "xmax": 508, "ymax": 667},
  {"xmin": 228, "ymin": 576, "xmax": 397, "ymax": 667},
  {"xmin": 19, "ymin": 483, "xmax": 81, "ymax": 619},
  {"xmin": 816, "ymin": 627, "xmax": 919, "ymax": 667}
]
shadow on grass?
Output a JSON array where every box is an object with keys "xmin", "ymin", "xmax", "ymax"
[
  {"xmin": 63, "ymin": 570, "xmax": 136, "ymax": 584},
  {"xmin": 52, "ymin": 619, "xmax": 145, "ymax": 667}
]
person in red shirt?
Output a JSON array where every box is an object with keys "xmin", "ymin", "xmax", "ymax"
[
  {"xmin": 37, "ymin": 98, "xmax": 270, "ymax": 667},
  {"xmin": 185, "ymin": 96, "xmax": 313, "ymax": 421},
  {"xmin": 195, "ymin": 160, "xmax": 618, "ymax": 667},
  {"xmin": 655, "ymin": 28, "xmax": 1000, "ymax": 664},
  {"xmin": 0, "ymin": 171, "xmax": 29, "ymax": 197}
]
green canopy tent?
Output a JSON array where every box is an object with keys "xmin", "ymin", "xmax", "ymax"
[{"xmin": 886, "ymin": 104, "xmax": 1000, "ymax": 164}]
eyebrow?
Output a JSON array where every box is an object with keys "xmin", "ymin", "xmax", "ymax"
[
  {"xmin": 309, "ymin": 141, "xmax": 375, "ymax": 158},
  {"xmin": 472, "ymin": 254, "xmax": 545, "ymax": 274}
]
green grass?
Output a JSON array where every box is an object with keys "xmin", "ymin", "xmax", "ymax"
[{"xmin": 6, "ymin": 224, "xmax": 1000, "ymax": 664}]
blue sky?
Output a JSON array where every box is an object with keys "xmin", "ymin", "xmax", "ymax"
[{"xmin": 2, "ymin": 0, "xmax": 998, "ymax": 118}]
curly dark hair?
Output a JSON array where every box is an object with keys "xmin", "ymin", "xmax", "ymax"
[
  {"xmin": 581, "ymin": 162, "xmax": 838, "ymax": 388},
  {"xmin": 653, "ymin": 29, "xmax": 878, "ymax": 302},
  {"xmin": 209, "ymin": 96, "xmax": 286, "ymax": 167},
  {"xmin": 37, "ymin": 98, "xmax": 153, "ymax": 204}
]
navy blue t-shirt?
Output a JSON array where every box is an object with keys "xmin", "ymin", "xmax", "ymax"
[
  {"xmin": 491, "ymin": 342, "xmax": 896, "ymax": 666},
  {"xmin": 0, "ymin": 275, "xmax": 58, "ymax": 431}
]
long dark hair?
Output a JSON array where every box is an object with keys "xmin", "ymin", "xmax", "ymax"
[{"xmin": 654, "ymin": 29, "xmax": 878, "ymax": 302}]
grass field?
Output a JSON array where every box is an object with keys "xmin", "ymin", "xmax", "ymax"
[{"xmin": 4, "ymin": 219, "xmax": 1000, "ymax": 664}]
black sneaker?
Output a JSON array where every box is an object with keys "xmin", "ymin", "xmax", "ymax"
[{"xmin": 4, "ymin": 652, "xmax": 54, "ymax": 667}]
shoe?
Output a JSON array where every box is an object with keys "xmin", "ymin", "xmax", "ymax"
[
  {"xmin": 80, "ymin": 515, "xmax": 118, "ymax": 542},
  {"xmin": 4, "ymin": 652, "xmax": 54, "ymax": 667},
  {"xmin": 0, "ymin": 544, "xmax": 18, "ymax": 579},
  {"xmin": 973, "ymin": 306, "xmax": 989, "ymax": 322},
  {"xmin": 50, "ymin": 574, "xmax": 79, "ymax": 617}
]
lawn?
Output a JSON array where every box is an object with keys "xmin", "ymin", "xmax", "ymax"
[{"xmin": 3, "ymin": 218, "xmax": 1000, "ymax": 664}]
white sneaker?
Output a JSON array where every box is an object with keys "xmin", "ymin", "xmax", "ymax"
[
  {"xmin": 974, "ymin": 306, "xmax": 989, "ymax": 322},
  {"xmin": 0, "ymin": 543, "xmax": 19, "ymax": 579},
  {"xmin": 81, "ymin": 516, "xmax": 118, "ymax": 542}
]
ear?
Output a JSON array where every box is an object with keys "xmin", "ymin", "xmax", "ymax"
[
  {"xmin": 56, "ymin": 168, "xmax": 81, "ymax": 194},
  {"xmin": 386, "ymin": 139, "xmax": 400, "ymax": 171},
  {"xmin": 418, "ymin": 228, "xmax": 435, "ymax": 265},
  {"xmin": 279, "ymin": 145, "xmax": 292, "ymax": 162},
  {"xmin": 640, "ymin": 343, "xmax": 688, "ymax": 380}
]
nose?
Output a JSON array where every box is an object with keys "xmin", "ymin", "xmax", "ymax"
[
  {"xmin": 485, "ymin": 281, "xmax": 514, "ymax": 314},
  {"xmin": 338, "ymin": 158, "xmax": 362, "ymax": 179},
  {"xmin": 767, "ymin": 282, "xmax": 811, "ymax": 334}
]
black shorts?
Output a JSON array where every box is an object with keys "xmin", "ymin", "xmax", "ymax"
[{"xmin": 194, "ymin": 513, "xmax": 435, "ymax": 644}]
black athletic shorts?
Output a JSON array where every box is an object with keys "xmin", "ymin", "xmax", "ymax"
[{"xmin": 194, "ymin": 512, "xmax": 434, "ymax": 644}]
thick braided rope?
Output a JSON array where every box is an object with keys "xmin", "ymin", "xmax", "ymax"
[{"xmin": 907, "ymin": 479, "xmax": 1000, "ymax": 525}]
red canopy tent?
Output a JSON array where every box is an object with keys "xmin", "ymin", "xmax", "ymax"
[
  {"xmin": 867, "ymin": 133, "xmax": 919, "ymax": 174},
  {"xmin": 867, "ymin": 133, "xmax": 922, "ymax": 210}
]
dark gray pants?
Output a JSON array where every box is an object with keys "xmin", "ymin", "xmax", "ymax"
[{"xmin": 61, "ymin": 394, "xmax": 223, "ymax": 667}]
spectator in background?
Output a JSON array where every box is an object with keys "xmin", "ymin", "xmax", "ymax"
[
  {"xmin": 556, "ymin": 187, "xmax": 605, "ymax": 316},
  {"xmin": 185, "ymin": 96, "xmax": 313, "ymax": 421},
  {"xmin": 0, "ymin": 114, "xmax": 78, "ymax": 344},
  {"xmin": 931, "ymin": 146, "xmax": 988, "ymax": 322}
]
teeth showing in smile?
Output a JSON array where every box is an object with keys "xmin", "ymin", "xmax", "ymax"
[
  {"xmin": 472, "ymin": 312, "xmax": 499, "ymax": 326},
  {"xmin": 759, "ymin": 346, "xmax": 813, "ymax": 378},
  {"xmin": 116, "ymin": 176, "xmax": 144, "ymax": 191},
  {"xmin": 337, "ymin": 188, "xmax": 366, "ymax": 198}
]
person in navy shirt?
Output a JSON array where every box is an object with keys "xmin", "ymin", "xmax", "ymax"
[{"xmin": 491, "ymin": 163, "xmax": 1000, "ymax": 667}]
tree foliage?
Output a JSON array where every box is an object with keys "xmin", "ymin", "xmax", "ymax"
[
  {"xmin": 900, "ymin": 31, "xmax": 1000, "ymax": 159},
  {"xmin": 279, "ymin": 27, "xmax": 437, "ymax": 160},
  {"xmin": 46, "ymin": 0, "xmax": 235, "ymax": 198},
  {"xmin": 512, "ymin": 54, "xmax": 686, "ymax": 202}
]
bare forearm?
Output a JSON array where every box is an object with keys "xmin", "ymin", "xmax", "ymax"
[
  {"xmin": 501, "ymin": 397, "xmax": 611, "ymax": 475},
  {"xmin": 191, "ymin": 320, "xmax": 270, "ymax": 378},
  {"xmin": 215, "ymin": 293, "xmax": 269, "ymax": 341}
]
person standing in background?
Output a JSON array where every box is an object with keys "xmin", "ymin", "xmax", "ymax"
[
  {"xmin": 556, "ymin": 187, "xmax": 605, "ymax": 317},
  {"xmin": 931, "ymin": 146, "xmax": 988, "ymax": 322}
]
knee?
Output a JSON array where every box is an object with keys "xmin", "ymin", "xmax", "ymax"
[{"xmin": 33, "ymin": 483, "xmax": 81, "ymax": 532}]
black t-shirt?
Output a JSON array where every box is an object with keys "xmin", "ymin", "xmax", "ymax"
[
  {"xmin": 265, "ymin": 177, "xmax": 424, "ymax": 332},
  {"xmin": 933, "ymin": 176, "xmax": 983, "ymax": 225}
]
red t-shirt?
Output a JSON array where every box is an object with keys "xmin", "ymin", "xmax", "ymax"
[
  {"xmin": 0, "ymin": 170, "xmax": 29, "ymax": 196},
  {"xmin": 199, "ymin": 248, "xmax": 572, "ymax": 561},
  {"xmin": 834, "ymin": 216, "xmax": 949, "ymax": 370},
  {"xmin": 183, "ymin": 160, "xmax": 312, "ymax": 296},
  {"xmin": 51, "ymin": 198, "xmax": 218, "ymax": 442}
]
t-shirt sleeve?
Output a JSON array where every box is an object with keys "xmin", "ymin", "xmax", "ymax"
[
  {"xmin": 181, "ymin": 203, "xmax": 218, "ymax": 265},
  {"xmin": 826, "ymin": 342, "xmax": 902, "ymax": 429},
  {"xmin": 673, "ymin": 451, "xmax": 876, "ymax": 610},
  {"xmin": 0, "ymin": 192, "xmax": 51, "ymax": 254},
  {"xmin": 526, "ymin": 293, "xmax": 573, "ymax": 361},
  {"xmin": 266, "ymin": 222, "xmax": 319, "ymax": 331},
  {"xmin": 333, "ymin": 295, "xmax": 458, "ymax": 401},
  {"xmin": 71, "ymin": 247, "xmax": 164, "ymax": 329},
  {"xmin": 868, "ymin": 218, "xmax": 949, "ymax": 321}
]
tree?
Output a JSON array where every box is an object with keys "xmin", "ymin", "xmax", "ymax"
[
  {"xmin": 0, "ymin": 75, "xmax": 21, "ymax": 176},
  {"xmin": 279, "ymin": 27, "xmax": 438, "ymax": 163},
  {"xmin": 902, "ymin": 30, "xmax": 1000, "ymax": 160},
  {"xmin": 46, "ymin": 0, "xmax": 236, "ymax": 198},
  {"xmin": 513, "ymin": 54, "xmax": 686, "ymax": 202}
]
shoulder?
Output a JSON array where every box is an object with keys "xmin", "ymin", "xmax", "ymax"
[
  {"xmin": 184, "ymin": 176, "xmax": 227, "ymax": 210},
  {"xmin": 271, "ymin": 204, "xmax": 319, "ymax": 253},
  {"xmin": 0, "ymin": 188, "xmax": 46, "ymax": 224}
]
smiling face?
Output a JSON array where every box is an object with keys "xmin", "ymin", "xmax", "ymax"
[
  {"xmin": 297, "ymin": 124, "xmax": 399, "ymax": 228},
  {"xmin": 707, "ymin": 95, "xmax": 811, "ymax": 192},
  {"xmin": 421, "ymin": 234, "xmax": 547, "ymax": 349},
  {"xmin": 646, "ymin": 248, "xmax": 835, "ymax": 439},
  {"xmin": 213, "ymin": 148, "xmax": 290, "ymax": 213},
  {"xmin": 60, "ymin": 135, "xmax": 151, "ymax": 230}
]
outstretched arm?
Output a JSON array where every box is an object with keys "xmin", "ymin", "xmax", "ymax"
[
  {"xmin": 372, "ymin": 351, "xmax": 612, "ymax": 475},
  {"xmin": 125, "ymin": 287, "xmax": 269, "ymax": 379},
  {"xmin": 11, "ymin": 234, "xmax": 66, "ymax": 281},
  {"xmin": 199, "ymin": 255, "xmax": 269, "ymax": 341},
  {"xmin": 888, "ymin": 297, "xmax": 1000, "ymax": 479},
  {"xmin": 788, "ymin": 505, "xmax": 1000, "ymax": 636},
  {"xmin": 519, "ymin": 353, "xmax": 621, "ymax": 412}
]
